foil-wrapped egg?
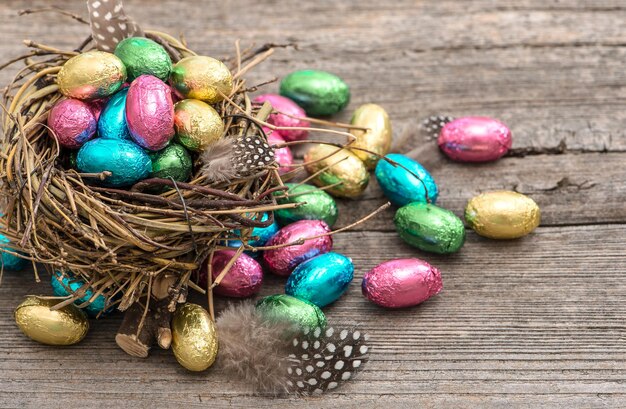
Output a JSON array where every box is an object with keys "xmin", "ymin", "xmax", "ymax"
[
  {"xmin": 77, "ymin": 138, "xmax": 152, "ymax": 186},
  {"xmin": 171, "ymin": 303, "xmax": 219, "ymax": 372},
  {"xmin": 304, "ymin": 144, "xmax": 369, "ymax": 198},
  {"xmin": 222, "ymin": 213, "xmax": 279, "ymax": 258},
  {"xmin": 375, "ymin": 153, "xmax": 438, "ymax": 207},
  {"xmin": 197, "ymin": 250, "xmax": 263, "ymax": 298},
  {"xmin": 149, "ymin": 143, "xmax": 192, "ymax": 183},
  {"xmin": 89, "ymin": 98, "xmax": 108, "ymax": 121},
  {"xmin": 47, "ymin": 99, "xmax": 97, "ymax": 149},
  {"xmin": 265, "ymin": 128, "xmax": 293, "ymax": 174},
  {"xmin": 362, "ymin": 258, "xmax": 443, "ymax": 308},
  {"xmin": 114, "ymin": 37, "xmax": 172, "ymax": 82},
  {"xmin": 465, "ymin": 191, "xmax": 541, "ymax": 239},
  {"xmin": 256, "ymin": 294, "xmax": 327, "ymax": 331},
  {"xmin": 98, "ymin": 87, "xmax": 130, "ymax": 140},
  {"xmin": 438, "ymin": 116, "xmax": 512, "ymax": 162},
  {"xmin": 170, "ymin": 56, "xmax": 233, "ymax": 104},
  {"xmin": 253, "ymin": 94, "xmax": 310, "ymax": 141},
  {"xmin": 0, "ymin": 233, "xmax": 26, "ymax": 271},
  {"xmin": 263, "ymin": 220, "xmax": 333, "ymax": 277},
  {"xmin": 50, "ymin": 271, "xmax": 109, "ymax": 317},
  {"xmin": 349, "ymin": 103, "xmax": 392, "ymax": 169},
  {"xmin": 394, "ymin": 202, "xmax": 465, "ymax": 254},
  {"xmin": 285, "ymin": 252, "xmax": 353, "ymax": 307},
  {"xmin": 57, "ymin": 51, "xmax": 126, "ymax": 100},
  {"xmin": 173, "ymin": 99, "xmax": 224, "ymax": 151},
  {"xmin": 273, "ymin": 183, "xmax": 338, "ymax": 227},
  {"xmin": 279, "ymin": 70, "xmax": 350, "ymax": 116},
  {"xmin": 126, "ymin": 75, "xmax": 175, "ymax": 151},
  {"xmin": 14, "ymin": 296, "xmax": 89, "ymax": 345}
]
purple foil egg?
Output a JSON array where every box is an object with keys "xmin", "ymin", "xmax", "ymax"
[
  {"xmin": 47, "ymin": 99, "xmax": 97, "ymax": 149},
  {"xmin": 265, "ymin": 127, "xmax": 293, "ymax": 174},
  {"xmin": 254, "ymin": 94, "xmax": 310, "ymax": 141},
  {"xmin": 263, "ymin": 220, "xmax": 333, "ymax": 277},
  {"xmin": 126, "ymin": 75, "xmax": 175, "ymax": 151},
  {"xmin": 198, "ymin": 250, "xmax": 263, "ymax": 298},
  {"xmin": 362, "ymin": 258, "xmax": 442, "ymax": 308},
  {"xmin": 438, "ymin": 116, "xmax": 512, "ymax": 162}
]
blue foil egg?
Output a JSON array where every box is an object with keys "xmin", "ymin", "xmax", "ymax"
[
  {"xmin": 223, "ymin": 213, "xmax": 279, "ymax": 257},
  {"xmin": 285, "ymin": 252, "xmax": 354, "ymax": 307},
  {"xmin": 375, "ymin": 153, "xmax": 438, "ymax": 207},
  {"xmin": 0, "ymin": 233, "xmax": 26, "ymax": 271},
  {"xmin": 51, "ymin": 271, "xmax": 110, "ymax": 317},
  {"xmin": 77, "ymin": 138, "xmax": 152, "ymax": 186},
  {"xmin": 98, "ymin": 87, "xmax": 130, "ymax": 140}
]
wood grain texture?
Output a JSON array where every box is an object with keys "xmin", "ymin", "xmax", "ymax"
[{"xmin": 1, "ymin": 0, "xmax": 625, "ymax": 408}]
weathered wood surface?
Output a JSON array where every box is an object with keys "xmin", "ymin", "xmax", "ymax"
[{"xmin": 1, "ymin": 0, "xmax": 626, "ymax": 408}]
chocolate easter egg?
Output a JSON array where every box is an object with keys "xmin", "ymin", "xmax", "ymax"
[
  {"xmin": 274, "ymin": 183, "xmax": 338, "ymax": 227},
  {"xmin": 465, "ymin": 191, "xmax": 541, "ymax": 239},
  {"xmin": 438, "ymin": 116, "xmax": 512, "ymax": 162},
  {"xmin": 285, "ymin": 252, "xmax": 353, "ymax": 307},
  {"xmin": 198, "ymin": 250, "xmax": 263, "ymax": 298},
  {"xmin": 394, "ymin": 202, "xmax": 465, "ymax": 254},
  {"xmin": 149, "ymin": 143, "xmax": 192, "ymax": 183},
  {"xmin": 266, "ymin": 129, "xmax": 294, "ymax": 174},
  {"xmin": 173, "ymin": 99, "xmax": 224, "ymax": 151},
  {"xmin": 170, "ymin": 56, "xmax": 233, "ymax": 103},
  {"xmin": 14, "ymin": 296, "xmax": 89, "ymax": 345},
  {"xmin": 349, "ymin": 103, "xmax": 392, "ymax": 169},
  {"xmin": 76, "ymin": 138, "xmax": 152, "ymax": 186},
  {"xmin": 171, "ymin": 303, "xmax": 219, "ymax": 372},
  {"xmin": 253, "ymin": 94, "xmax": 310, "ymax": 141},
  {"xmin": 263, "ymin": 220, "xmax": 333, "ymax": 277},
  {"xmin": 304, "ymin": 144, "xmax": 369, "ymax": 198},
  {"xmin": 256, "ymin": 294, "xmax": 327, "ymax": 331},
  {"xmin": 362, "ymin": 258, "xmax": 442, "ymax": 308},
  {"xmin": 126, "ymin": 75, "xmax": 175, "ymax": 151},
  {"xmin": 47, "ymin": 99, "xmax": 97, "ymax": 149},
  {"xmin": 375, "ymin": 153, "xmax": 438, "ymax": 207},
  {"xmin": 0, "ymin": 233, "xmax": 26, "ymax": 271},
  {"xmin": 98, "ymin": 87, "xmax": 130, "ymax": 140},
  {"xmin": 50, "ymin": 271, "xmax": 109, "ymax": 317},
  {"xmin": 57, "ymin": 51, "xmax": 126, "ymax": 100},
  {"xmin": 279, "ymin": 70, "xmax": 350, "ymax": 116},
  {"xmin": 114, "ymin": 37, "xmax": 172, "ymax": 82}
]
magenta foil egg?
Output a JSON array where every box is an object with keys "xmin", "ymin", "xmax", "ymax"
[
  {"xmin": 263, "ymin": 220, "xmax": 333, "ymax": 277},
  {"xmin": 198, "ymin": 250, "xmax": 263, "ymax": 298},
  {"xmin": 47, "ymin": 99, "xmax": 97, "ymax": 149},
  {"xmin": 265, "ymin": 127, "xmax": 293, "ymax": 174},
  {"xmin": 438, "ymin": 116, "xmax": 512, "ymax": 162},
  {"xmin": 126, "ymin": 75, "xmax": 175, "ymax": 151},
  {"xmin": 362, "ymin": 258, "xmax": 442, "ymax": 308},
  {"xmin": 253, "ymin": 94, "xmax": 310, "ymax": 141}
]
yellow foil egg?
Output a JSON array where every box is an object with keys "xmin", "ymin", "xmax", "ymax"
[
  {"xmin": 57, "ymin": 51, "xmax": 126, "ymax": 100},
  {"xmin": 465, "ymin": 190, "xmax": 541, "ymax": 239},
  {"xmin": 171, "ymin": 303, "xmax": 219, "ymax": 372},
  {"xmin": 304, "ymin": 144, "xmax": 370, "ymax": 198},
  {"xmin": 349, "ymin": 103, "xmax": 392, "ymax": 169},
  {"xmin": 174, "ymin": 99, "xmax": 224, "ymax": 151},
  {"xmin": 14, "ymin": 296, "xmax": 89, "ymax": 346},
  {"xmin": 170, "ymin": 56, "xmax": 233, "ymax": 104}
]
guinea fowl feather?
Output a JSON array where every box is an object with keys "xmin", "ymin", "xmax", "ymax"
[{"xmin": 199, "ymin": 138, "xmax": 238, "ymax": 183}]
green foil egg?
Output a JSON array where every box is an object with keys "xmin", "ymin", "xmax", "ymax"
[
  {"xmin": 279, "ymin": 70, "xmax": 350, "ymax": 116},
  {"xmin": 394, "ymin": 202, "xmax": 465, "ymax": 254},
  {"xmin": 256, "ymin": 294, "xmax": 327, "ymax": 332},
  {"xmin": 149, "ymin": 143, "xmax": 193, "ymax": 183},
  {"xmin": 114, "ymin": 37, "xmax": 172, "ymax": 82},
  {"xmin": 273, "ymin": 183, "xmax": 339, "ymax": 227}
]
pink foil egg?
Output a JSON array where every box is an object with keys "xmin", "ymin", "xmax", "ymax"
[
  {"xmin": 362, "ymin": 258, "xmax": 442, "ymax": 308},
  {"xmin": 47, "ymin": 99, "xmax": 97, "ymax": 149},
  {"xmin": 265, "ymin": 127, "xmax": 293, "ymax": 174},
  {"xmin": 438, "ymin": 116, "xmax": 512, "ymax": 162},
  {"xmin": 198, "ymin": 250, "xmax": 263, "ymax": 298},
  {"xmin": 263, "ymin": 220, "xmax": 333, "ymax": 277},
  {"xmin": 253, "ymin": 94, "xmax": 310, "ymax": 141},
  {"xmin": 126, "ymin": 75, "xmax": 175, "ymax": 151}
]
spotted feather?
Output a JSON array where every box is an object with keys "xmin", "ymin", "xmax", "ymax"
[{"xmin": 420, "ymin": 115, "xmax": 455, "ymax": 140}]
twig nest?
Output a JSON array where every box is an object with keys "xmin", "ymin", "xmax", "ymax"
[
  {"xmin": 57, "ymin": 51, "xmax": 126, "ymax": 100},
  {"xmin": 170, "ymin": 56, "xmax": 233, "ymax": 103}
]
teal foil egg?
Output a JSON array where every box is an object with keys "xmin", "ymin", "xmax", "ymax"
[
  {"xmin": 375, "ymin": 153, "xmax": 438, "ymax": 207},
  {"xmin": 98, "ymin": 87, "xmax": 130, "ymax": 140},
  {"xmin": 149, "ymin": 142, "xmax": 192, "ymax": 183},
  {"xmin": 114, "ymin": 37, "xmax": 172, "ymax": 82},
  {"xmin": 256, "ymin": 294, "xmax": 327, "ymax": 331},
  {"xmin": 51, "ymin": 271, "xmax": 109, "ymax": 317},
  {"xmin": 0, "ymin": 233, "xmax": 26, "ymax": 271},
  {"xmin": 223, "ymin": 213, "xmax": 279, "ymax": 257},
  {"xmin": 77, "ymin": 138, "xmax": 152, "ymax": 187},
  {"xmin": 285, "ymin": 252, "xmax": 354, "ymax": 307},
  {"xmin": 279, "ymin": 70, "xmax": 350, "ymax": 116},
  {"xmin": 273, "ymin": 183, "xmax": 338, "ymax": 227}
]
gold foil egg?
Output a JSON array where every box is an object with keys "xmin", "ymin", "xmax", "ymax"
[
  {"xmin": 170, "ymin": 56, "xmax": 233, "ymax": 104},
  {"xmin": 349, "ymin": 103, "xmax": 392, "ymax": 169},
  {"xmin": 465, "ymin": 190, "xmax": 541, "ymax": 239},
  {"xmin": 171, "ymin": 303, "xmax": 219, "ymax": 372},
  {"xmin": 174, "ymin": 99, "xmax": 224, "ymax": 151},
  {"xmin": 304, "ymin": 144, "xmax": 370, "ymax": 198},
  {"xmin": 14, "ymin": 296, "xmax": 89, "ymax": 346},
  {"xmin": 57, "ymin": 51, "xmax": 126, "ymax": 100}
]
